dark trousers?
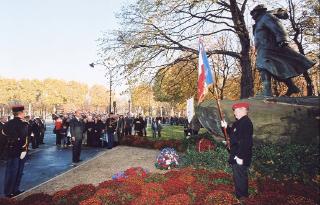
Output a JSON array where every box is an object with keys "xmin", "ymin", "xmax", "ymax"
[
  {"xmin": 31, "ymin": 135, "xmax": 38, "ymax": 149},
  {"xmin": 232, "ymin": 163, "xmax": 249, "ymax": 199},
  {"xmin": 107, "ymin": 132, "xmax": 114, "ymax": 149},
  {"xmin": 124, "ymin": 126, "xmax": 132, "ymax": 136},
  {"xmin": 4, "ymin": 157, "xmax": 26, "ymax": 196},
  {"xmin": 56, "ymin": 133, "xmax": 62, "ymax": 145},
  {"xmin": 72, "ymin": 139, "xmax": 82, "ymax": 162}
]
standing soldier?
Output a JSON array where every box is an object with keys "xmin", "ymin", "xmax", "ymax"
[
  {"xmin": 0, "ymin": 116, "xmax": 8, "ymax": 158},
  {"xmin": 1, "ymin": 105, "xmax": 29, "ymax": 197},
  {"xmin": 69, "ymin": 110, "xmax": 85, "ymax": 164},
  {"xmin": 221, "ymin": 102, "xmax": 253, "ymax": 203}
]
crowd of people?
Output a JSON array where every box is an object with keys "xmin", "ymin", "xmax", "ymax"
[{"xmin": 51, "ymin": 112, "xmax": 189, "ymax": 149}]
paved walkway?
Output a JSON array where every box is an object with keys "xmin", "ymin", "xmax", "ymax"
[
  {"xmin": 16, "ymin": 146, "xmax": 164, "ymax": 199},
  {"xmin": 0, "ymin": 123, "xmax": 107, "ymax": 197}
]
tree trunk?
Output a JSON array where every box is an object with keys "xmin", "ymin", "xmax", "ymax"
[
  {"xmin": 229, "ymin": 0, "xmax": 254, "ymax": 98},
  {"xmin": 196, "ymin": 96, "xmax": 319, "ymax": 144}
]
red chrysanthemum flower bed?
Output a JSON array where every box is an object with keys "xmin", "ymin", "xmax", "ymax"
[
  {"xmin": 79, "ymin": 197, "xmax": 102, "ymax": 205},
  {"xmin": 0, "ymin": 166, "xmax": 318, "ymax": 205},
  {"xmin": 161, "ymin": 193, "xmax": 191, "ymax": 205},
  {"xmin": 204, "ymin": 190, "xmax": 238, "ymax": 205}
]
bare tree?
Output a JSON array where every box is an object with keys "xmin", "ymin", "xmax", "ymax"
[
  {"xmin": 286, "ymin": 0, "xmax": 319, "ymax": 95},
  {"xmin": 99, "ymin": 0, "xmax": 255, "ymax": 99}
]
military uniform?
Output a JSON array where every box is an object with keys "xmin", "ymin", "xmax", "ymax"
[
  {"xmin": 225, "ymin": 102, "xmax": 253, "ymax": 200},
  {"xmin": 2, "ymin": 106, "xmax": 28, "ymax": 197},
  {"xmin": 106, "ymin": 116, "xmax": 117, "ymax": 149}
]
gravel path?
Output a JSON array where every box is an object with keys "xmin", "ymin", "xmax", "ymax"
[{"xmin": 17, "ymin": 146, "xmax": 166, "ymax": 199}]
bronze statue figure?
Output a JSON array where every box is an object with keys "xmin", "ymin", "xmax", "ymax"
[{"xmin": 251, "ymin": 4, "xmax": 316, "ymax": 97}]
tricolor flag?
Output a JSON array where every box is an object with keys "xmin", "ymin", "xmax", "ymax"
[{"xmin": 198, "ymin": 39, "xmax": 214, "ymax": 104}]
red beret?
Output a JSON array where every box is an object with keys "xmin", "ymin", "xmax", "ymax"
[
  {"xmin": 232, "ymin": 102, "xmax": 250, "ymax": 110},
  {"xmin": 12, "ymin": 105, "xmax": 25, "ymax": 112}
]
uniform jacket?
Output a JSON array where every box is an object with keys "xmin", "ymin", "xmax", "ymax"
[
  {"xmin": 106, "ymin": 118, "xmax": 117, "ymax": 134},
  {"xmin": 227, "ymin": 115, "xmax": 253, "ymax": 166},
  {"xmin": 69, "ymin": 117, "xmax": 85, "ymax": 140},
  {"xmin": 253, "ymin": 11, "xmax": 315, "ymax": 79},
  {"xmin": 2, "ymin": 117, "xmax": 28, "ymax": 158}
]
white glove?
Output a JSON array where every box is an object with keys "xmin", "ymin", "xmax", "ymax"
[
  {"xmin": 20, "ymin": 151, "xmax": 27, "ymax": 160},
  {"xmin": 234, "ymin": 156, "xmax": 243, "ymax": 165},
  {"xmin": 221, "ymin": 120, "xmax": 228, "ymax": 128}
]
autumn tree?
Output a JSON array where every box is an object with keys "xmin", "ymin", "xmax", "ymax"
[{"xmin": 153, "ymin": 58, "xmax": 198, "ymax": 104}]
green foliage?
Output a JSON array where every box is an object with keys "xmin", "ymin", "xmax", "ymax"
[
  {"xmin": 180, "ymin": 145, "xmax": 232, "ymax": 173},
  {"xmin": 212, "ymin": 178, "xmax": 232, "ymax": 185},
  {"xmin": 180, "ymin": 136, "xmax": 319, "ymax": 183},
  {"xmin": 252, "ymin": 143, "xmax": 319, "ymax": 182}
]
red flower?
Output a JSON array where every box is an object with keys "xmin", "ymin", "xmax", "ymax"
[
  {"xmin": 67, "ymin": 184, "xmax": 96, "ymax": 205},
  {"xmin": 94, "ymin": 188, "xmax": 117, "ymax": 204},
  {"xmin": 164, "ymin": 170, "xmax": 181, "ymax": 179},
  {"xmin": 97, "ymin": 180, "xmax": 121, "ymax": 189},
  {"xmin": 187, "ymin": 182, "xmax": 208, "ymax": 203},
  {"xmin": 244, "ymin": 192, "xmax": 288, "ymax": 205},
  {"xmin": 79, "ymin": 197, "xmax": 102, "ymax": 205},
  {"xmin": 286, "ymin": 195, "xmax": 317, "ymax": 205},
  {"xmin": 119, "ymin": 181, "xmax": 142, "ymax": 197},
  {"xmin": 204, "ymin": 190, "xmax": 238, "ymax": 205},
  {"xmin": 141, "ymin": 182, "xmax": 166, "ymax": 199},
  {"xmin": 162, "ymin": 178, "xmax": 188, "ymax": 195},
  {"xmin": 161, "ymin": 194, "xmax": 191, "ymax": 205},
  {"xmin": 209, "ymin": 171, "xmax": 232, "ymax": 180},
  {"xmin": 124, "ymin": 167, "xmax": 148, "ymax": 178},
  {"xmin": 196, "ymin": 138, "xmax": 215, "ymax": 152},
  {"xmin": 209, "ymin": 183, "xmax": 234, "ymax": 193},
  {"xmin": 52, "ymin": 190, "xmax": 69, "ymax": 205},
  {"xmin": 177, "ymin": 174, "xmax": 196, "ymax": 185},
  {"xmin": 130, "ymin": 195, "xmax": 160, "ymax": 205},
  {"xmin": 19, "ymin": 193, "xmax": 52, "ymax": 205}
]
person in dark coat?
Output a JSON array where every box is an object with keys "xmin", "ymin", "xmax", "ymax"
[
  {"xmin": 221, "ymin": 102, "xmax": 253, "ymax": 202},
  {"xmin": 124, "ymin": 113, "xmax": 133, "ymax": 136},
  {"xmin": 85, "ymin": 116, "xmax": 95, "ymax": 147},
  {"xmin": 69, "ymin": 110, "xmax": 85, "ymax": 164},
  {"xmin": 0, "ymin": 116, "xmax": 8, "ymax": 158},
  {"xmin": 106, "ymin": 112, "xmax": 117, "ymax": 149},
  {"xmin": 251, "ymin": 4, "xmax": 315, "ymax": 97},
  {"xmin": 1, "ymin": 105, "xmax": 29, "ymax": 197},
  {"xmin": 133, "ymin": 114, "xmax": 144, "ymax": 136}
]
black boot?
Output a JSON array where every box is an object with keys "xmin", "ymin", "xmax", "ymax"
[{"xmin": 284, "ymin": 78, "xmax": 300, "ymax": 96}]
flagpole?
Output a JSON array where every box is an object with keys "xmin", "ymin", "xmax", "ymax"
[
  {"xmin": 213, "ymin": 85, "xmax": 230, "ymax": 150},
  {"xmin": 211, "ymin": 60, "xmax": 230, "ymax": 150},
  {"xmin": 198, "ymin": 36, "xmax": 230, "ymax": 150}
]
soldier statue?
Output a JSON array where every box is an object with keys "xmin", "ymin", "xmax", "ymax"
[{"xmin": 251, "ymin": 4, "xmax": 315, "ymax": 97}]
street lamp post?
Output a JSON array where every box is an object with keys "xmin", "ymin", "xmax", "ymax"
[
  {"xmin": 128, "ymin": 99, "xmax": 131, "ymax": 113},
  {"xmin": 89, "ymin": 62, "xmax": 112, "ymax": 113}
]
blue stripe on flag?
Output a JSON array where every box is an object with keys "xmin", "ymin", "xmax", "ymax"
[{"xmin": 201, "ymin": 45, "xmax": 214, "ymax": 85}]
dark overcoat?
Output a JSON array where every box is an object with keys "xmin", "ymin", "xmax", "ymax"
[
  {"xmin": 254, "ymin": 11, "xmax": 315, "ymax": 79},
  {"xmin": 69, "ymin": 117, "xmax": 85, "ymax": 140},
  {"xmin": 227, "ymin": 115, "xmax": 253, "ymax": 167}
]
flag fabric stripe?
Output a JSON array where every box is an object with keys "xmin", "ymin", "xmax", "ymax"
[{"xmin": 198, "ymin": 40, "xmax": 214, "ymax": 104}]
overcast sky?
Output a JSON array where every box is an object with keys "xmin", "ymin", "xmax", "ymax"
[{"xmin": 0, "ymin": 0, "xmax": 130, "ymax": 89}]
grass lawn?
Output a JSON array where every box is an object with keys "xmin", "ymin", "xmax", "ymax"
[{"xmin": 146, "ymin": 125, "xmax": 207, "ymax": 140}]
